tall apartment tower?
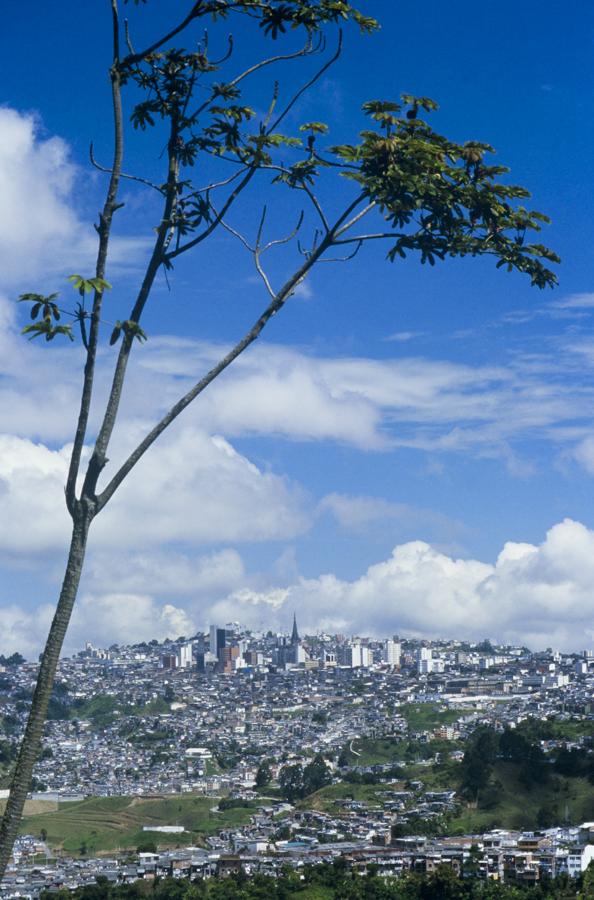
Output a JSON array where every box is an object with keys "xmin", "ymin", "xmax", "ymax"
[
  {"xmin": 177, "ymin": 642, "xmax": 193, "ymax": 668},
  {"xmin": 209, "ymin": 625, "xmax": 226, "ymax": 657},
  {"xmin": 383, "ymin": 639, "xmax": 401, "ymax": 667}
]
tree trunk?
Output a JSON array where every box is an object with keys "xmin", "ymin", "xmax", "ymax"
[{"xmin": 0, "ymin": 509, "xmax": 92, "ymax": 881}]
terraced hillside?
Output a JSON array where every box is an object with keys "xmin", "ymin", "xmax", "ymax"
[{"xmin": 1, "ymin": 794, "xmax": 255, "ymax": 855}]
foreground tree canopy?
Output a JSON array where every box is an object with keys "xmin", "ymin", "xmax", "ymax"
[{"xmin": 0, "ymin": 0, "xmax": 558, "ymax": 879}]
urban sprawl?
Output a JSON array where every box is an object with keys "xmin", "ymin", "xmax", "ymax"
[{"xmin": 1, "ymin": 620, "xmax": 593, "ymax": 897}]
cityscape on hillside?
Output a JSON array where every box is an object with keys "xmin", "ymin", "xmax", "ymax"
[{"xmin": 0, "ymin": 620, "xmax": 593, "ymax": 896}]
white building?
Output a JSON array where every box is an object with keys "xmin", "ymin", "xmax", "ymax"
[
  {"xmin": 382, "ymin": 640, "xmax": 401, "ymax": 667},
  {"xmin": 347, "ymin": 641, "xmax": 371, "ymax": 668},
  {"xmin": 416, "ymin": 646, "xmax": 433, "ymax": 674},
  {"xmin": 176, "ymin": 642, "xmax": 193, "ymax": 668}
]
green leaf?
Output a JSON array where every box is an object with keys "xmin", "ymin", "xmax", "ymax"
[{"xmin": 299, "ymin": 122, "xmax": 329, "ymax": 135}]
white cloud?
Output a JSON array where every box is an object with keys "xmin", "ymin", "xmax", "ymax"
[
  {"xmin": 3, "ymin": 518, "xmax": 594, "ymax": 654},
  {"xmin": 70, "ymin": 593, "xmax": 195, "ymax": 648},
  {"xmin": 86, "ymin": 548, "xmax": 245, "ymax": 596},
  {"xmin": 208, "ymin": 519, "xmax": 594, "ymax": 651},
  {"xmin": 551, "ymin": 292, "xmax": 594, "ymax": 310},
  {"xmin": 0, "ymin": 435, "xmax": 72, "ymax": 553},
  {"xmin": 0, "ymin": 107, "xmax": 148, "ymax": 290},
  {"xmin": 385, "ymin": 331, "xmax": 426, "ymax": 342},
  {"xmin": 94, "ymin": 428, "xmax": 309, "ymax": 547},
  {"xmin": 292, "ymin": 280, "xmax": 313, "ymax": 300},
  {"xmin": 0, "ymin": 603, "xmax": 54, "ymax": 658},
  {"xmin": 319, "ymin": 493, "xmax": 407, "ymax": 528},
  {"xmin": 0, "ymin": 593, "xmax": 195, "ymax": 658},
  {"xmin": 573, "ymin": 436, "xmax": 594, "ymax": 474},
  {"xmin": 0, "ymin": 429, "xmax": 308, "ymax": 559}
]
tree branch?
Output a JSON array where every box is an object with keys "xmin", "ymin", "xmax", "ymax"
[
  {"xmin": 268, "ymin": 31, "xmax": 342, "ymax": 134},
  {"xmin": 65, "ymin": 0, "xmax": 125, "ymax": 516},
  {"xmin": 165, "ymin": 165, "xmax": 257, "ymax": 261},
  {"xmin": 120, "ymin": 1, "xmax": 204, "ymax": 68},
  {"xmin": 96, "ymin": 233, "xmax": 332, "ymax": 511},
  {"xmin": 334, "ymin": 201, "xmax": 377, "ymax": 237},
  {"xmin": 81, "ymin": 115, "xmax": 181, "ymax": 499},
  {"xmin": 90, "ymin": 142, "xmax": 164, "ymax": 193}
]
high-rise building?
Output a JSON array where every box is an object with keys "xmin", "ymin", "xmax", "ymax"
[
  {"xmin": 416, "ymin": 646, "xmax": 433, "ymax": 674},
  {"xmin": 382, "ymin": 640, "xmax": 401, "ymax": 667},
  {"xmin": 177, "ymin": 642, "xmax": 193, "ymax": 668},
  {"xmin": 345, "ymin": 641, "xmax": 370, "ymax": 668},
  {"xmin": 209, "ymin": 625, "xmax": 227, "ymax": 657}
]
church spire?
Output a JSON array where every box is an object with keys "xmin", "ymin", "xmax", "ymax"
[{"xmin": 291, "ymin": 612, "xmax": 300, "ymax": 644}]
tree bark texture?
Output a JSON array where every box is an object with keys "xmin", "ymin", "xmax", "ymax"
[{"xmin": 0, "ymin": 510, "xmax": 92, "ymax": 881}]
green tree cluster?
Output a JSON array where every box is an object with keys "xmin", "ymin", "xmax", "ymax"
[
  {"xmin": 279, "ymin": 753, "xmax": 332, "ymax": 801},
  {"xmin": 39, "ymin": 860, "xmax": 593, "ymax": 899}
]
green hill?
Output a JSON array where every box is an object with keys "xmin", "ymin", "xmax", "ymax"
[
  {"xmin": 5, "ymin": 794, "xmax": 255, "ymax": 855},
  {"xmin": 305, "ymin": 756, "xmax": 594, "ymax": 833}
]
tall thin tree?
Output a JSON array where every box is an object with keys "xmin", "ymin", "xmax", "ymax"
[{"xmin": 0, "ymin": 0, "xmax": 558, "ymax": 877}]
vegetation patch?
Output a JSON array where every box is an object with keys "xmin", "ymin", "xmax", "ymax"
[{"xmin": 17, "ymin": 794, "xmax": 254, "ymax": 855}]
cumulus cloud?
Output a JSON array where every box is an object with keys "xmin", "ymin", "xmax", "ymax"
[
  {"xmin": 208, "ymin": 519, "xmax": 594, "ymax": 651},
  {"xmin": 3, "ymin": 519, "xmax": 594, "ymax": 655},
  {"xmin": 0, "ymin": 603, "xmax": 55, "ymax": 658},
  {"xmin": 0, "ymin": 429, "xmax": 308, "ymax": 560},
  {"xmin": 70, "ymin": 593, "xmax": 195, "ymax": 648},
  {"xmin": 0, "ymin": 108, "xmax": 148, "ymax": 289},
  {"xmin": 0, "ymin": 592, "xmax": 196, "ymax": 657},
  {"xmin": 86, "ymin": 548, "xmax": 246, "ymax": 597}
]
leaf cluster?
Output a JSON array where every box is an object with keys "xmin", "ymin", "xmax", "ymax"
[
  {"xmin": 18, "ymin": 293, "xmax": 73, "ymax": 342},
  {"xmin": 331, "ymin": 96, "xmax": 559, "ymax": 287},
  {"xmin": 123, "ymin": 0, "xmax": 379, "ymax": 37}
]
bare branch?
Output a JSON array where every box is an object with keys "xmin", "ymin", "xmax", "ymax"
[
  {"xmin": 334, "ymin": 201, "xmax": 377, "ymax": 237},
  {"xmin": 318, "ymin": 240, "xmax": 363, "ymax": 262},
  {"xmin": 120, "ymin": 1, "xmax": 204, "ymax": 68},
  {"xmin": 96, "ymin": 233, "xmax": 332, "ymax": 512},
  {"xmin": 166, "ymin": 165, "xmax": 257, "ymax": 260},
  {"xmin": 332, "ymin": 232, "xmax": 403, "ymax": 245},
  {"xmin": 191, "ymin": 38, "xmax": 316, "ymax": 122},
  {"xmin": 211, "ymin": 33, "xmax": 234, "ymax": 67},
  {"xmin": 65, "ymin": 0, "xmax": 125, "ymax": 516},
  {"xmin": 90, "ymin": 142, "xmax": 164, "ymax": 194},
  {"xmin": 229, "ymin": 36, "xmax": 318, "ymax": 89},
  {"xmin": 195, "ymin": 167, "xmax": 248, "ymax": 194},
  {"xmin": 218, "ymin": 216, "xmax": 256, "ymax": 254},
  {"xmin": 299, "ymin": 183, "xmax": 329, "ymax": 231},
  {"xmin": 329, "ymin": 190, "xmax": 369, "ymax": 233},
  {"xmin": 123, "ymin": 18, "xmax": 135, "ymax": 57},
  {"xmin": 261, "ymin": 210, "xmax": 304, "ymax": 253},
  {"xmin": 268, "ymin": 31, "xmax": 342, "ymax": 134}
]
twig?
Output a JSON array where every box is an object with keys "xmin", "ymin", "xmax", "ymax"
[{"xmin": 90, "ymin": 143, "xmax": 164, "ymax": 193}]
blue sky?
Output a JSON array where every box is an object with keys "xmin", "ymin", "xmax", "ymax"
[{"xmin": 2, "ymin": 1, "xmax": 594, "ymax": 654}]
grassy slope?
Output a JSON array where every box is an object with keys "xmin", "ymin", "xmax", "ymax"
[
  {"xmin": 399, "ymin": 703, "xmax": 461, "ymax": 732},
  {"xmin": 305, "ymin": 781, "xmax": 404, "ymax": 815},
  {"xmin": 448, "ymin": 762, "xmax": 594, "ymax": 833},
  {"xmin": 345, "ymin": 737, "xmax": 407, "ymax": 766},
  {"xmin": 305, "ymin": 755, "xmax": 594, "ymax": 832},
  {"xmin": 12, "ymin": 794, "xmax": 255, "ymax": 855}
]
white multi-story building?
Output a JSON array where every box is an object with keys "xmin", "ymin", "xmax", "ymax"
[
  {"xmin": 177, "ymin": 642, "xmax": 193, "ymax": 668},
  {"xmin": 346, "ymin": 641, "xmax": 371, "ymax": 668},
  {"xmin": 382, "ymin": 640, "xmax": 401, "ymax": 667},
  {"xmin": 416, "ymin": 646, "xmax": 433, "ymax": 675}
]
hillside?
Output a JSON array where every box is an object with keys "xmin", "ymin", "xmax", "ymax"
[{"xmin": 0, "ymin": 794, "xmax": 255, "ymax": 855}]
